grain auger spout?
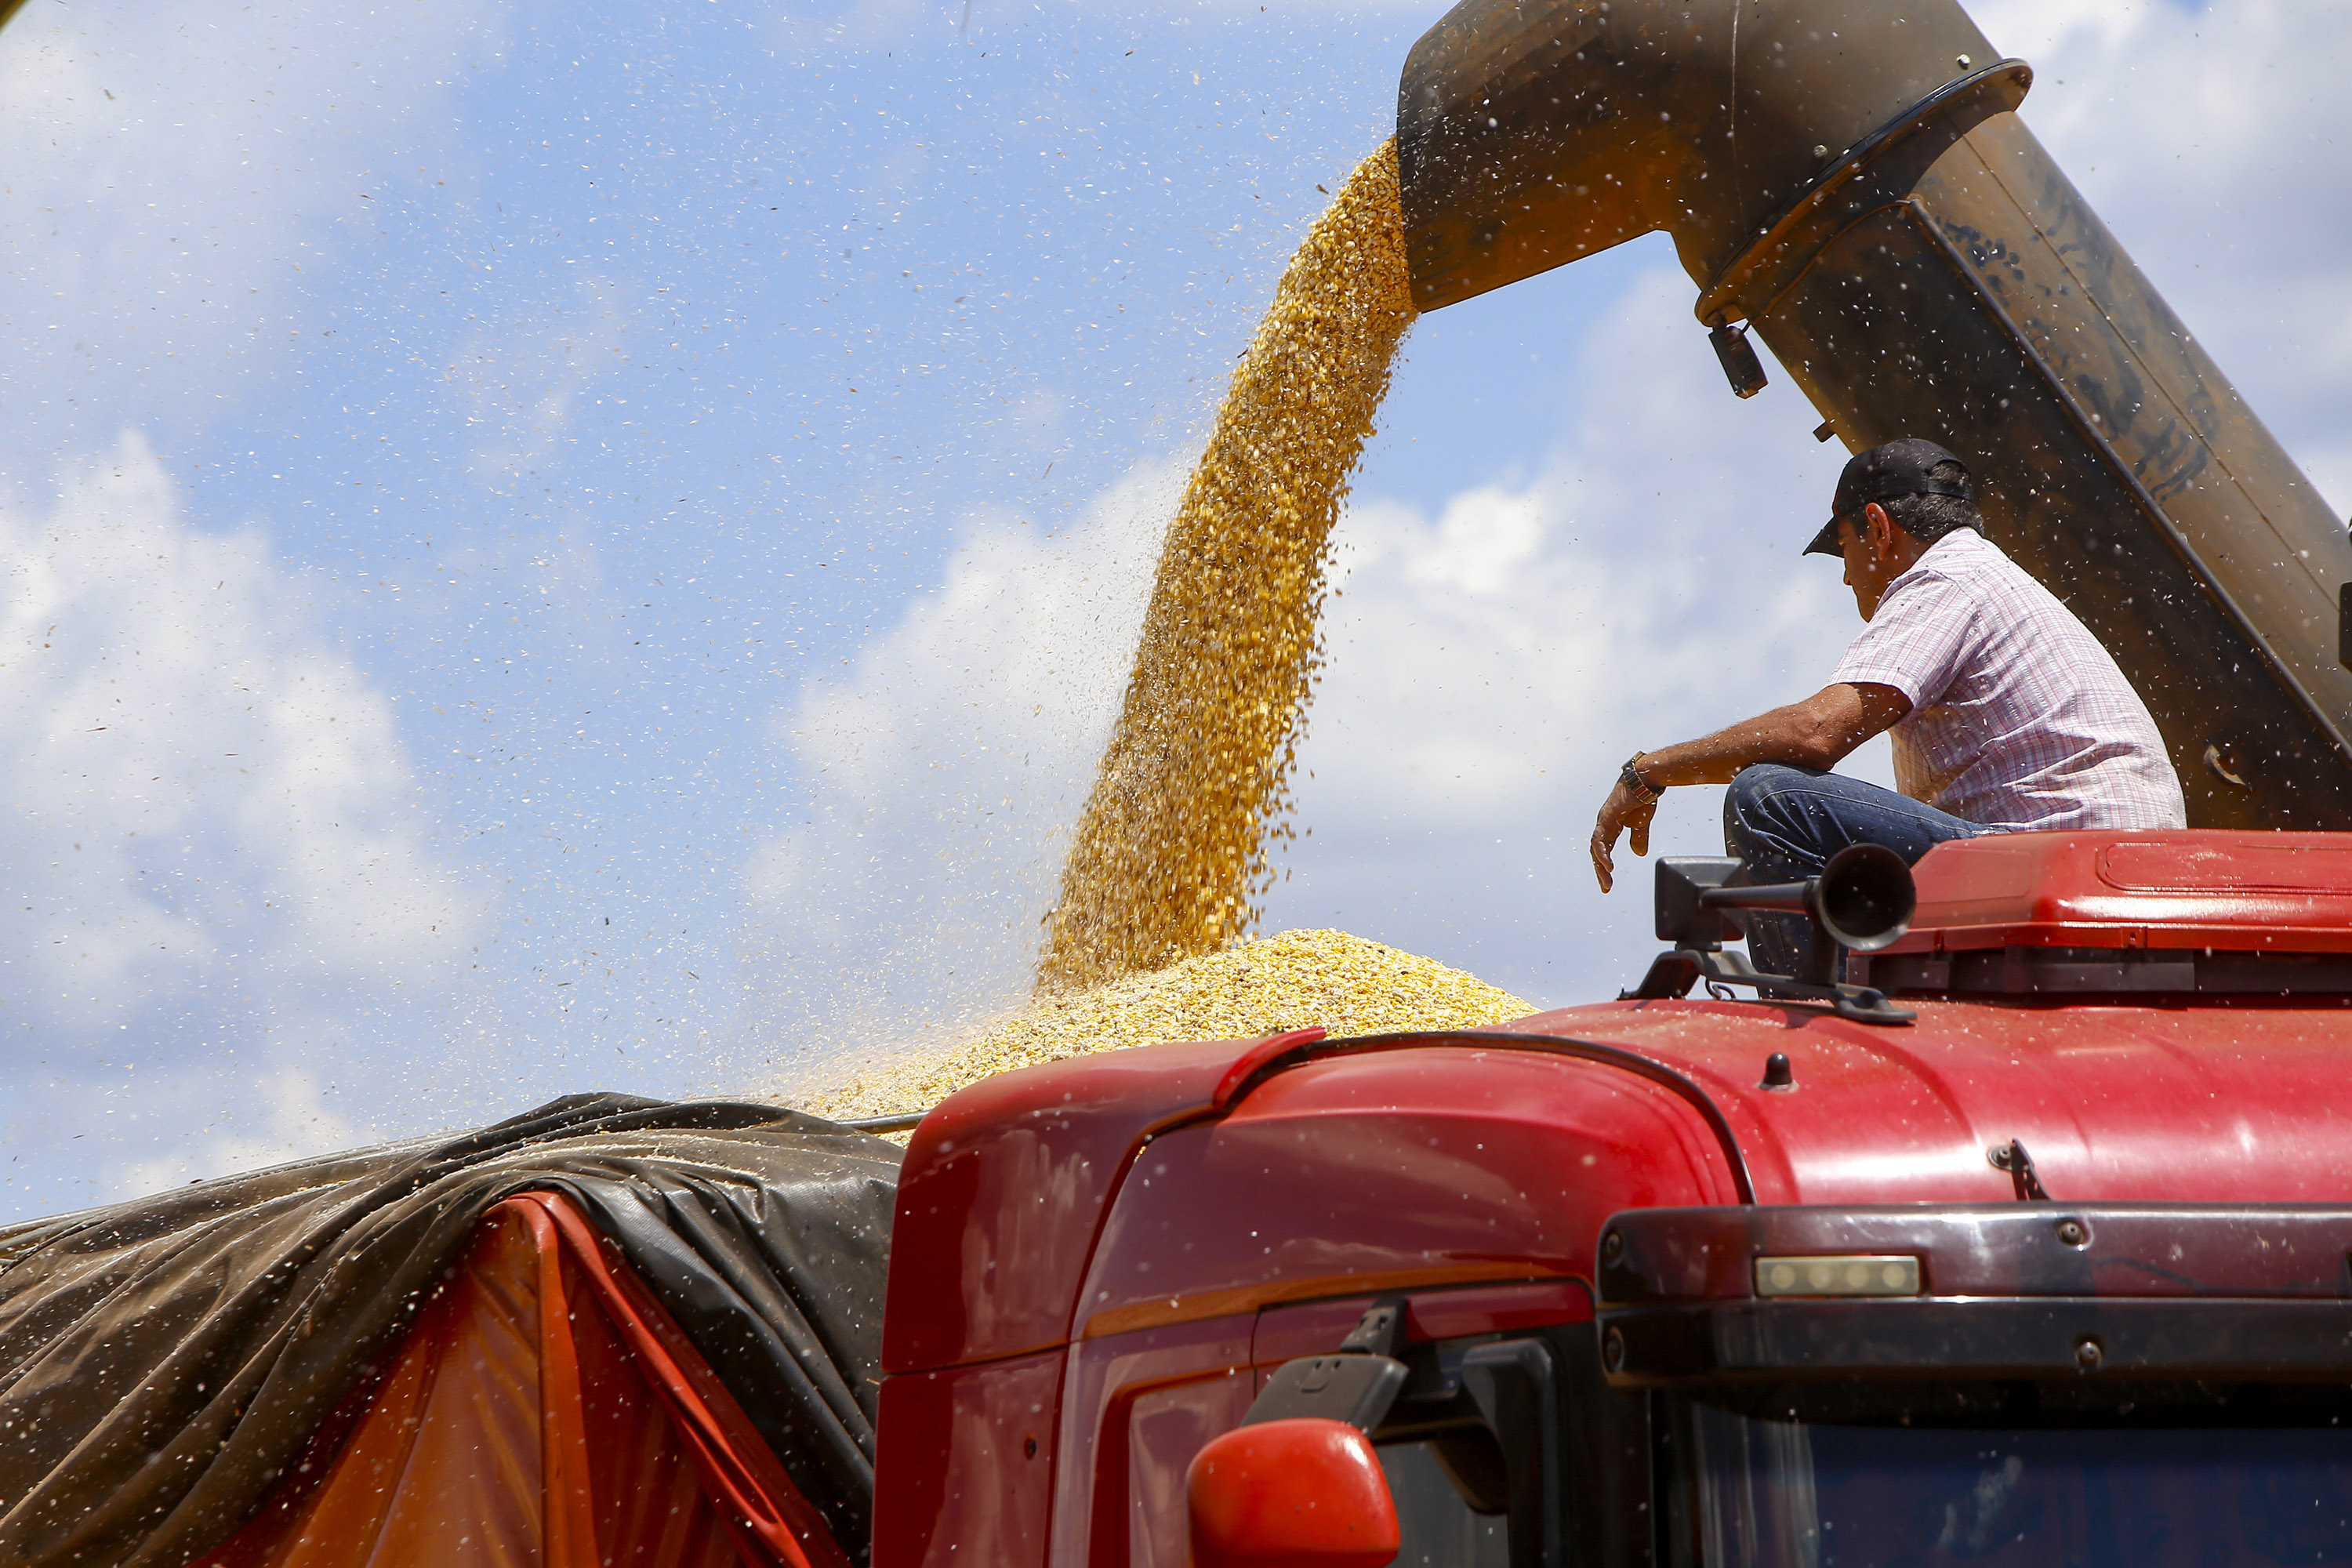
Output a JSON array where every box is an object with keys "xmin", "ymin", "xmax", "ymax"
[{"xmin": 1397, "ymin": 0, "xmax": 2352, "ymax": 830}]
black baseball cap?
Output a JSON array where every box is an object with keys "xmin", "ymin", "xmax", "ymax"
[{"xmin": 1805, "ymin": 438, "xmax": 1976, "ymax": 556}]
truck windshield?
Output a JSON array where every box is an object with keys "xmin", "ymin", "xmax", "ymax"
[{"xmin": 1668, "ymin": 1398, "xmax": 2352, "ymax": 1568}]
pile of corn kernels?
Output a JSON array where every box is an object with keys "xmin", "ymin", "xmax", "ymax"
[{"xmin": 808, "ymin": 927, "xmax": 1534, "ymax": 1127}]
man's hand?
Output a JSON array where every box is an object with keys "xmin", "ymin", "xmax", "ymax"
[
  {"xmin": 1590, "ymin": 777, "xmax": 1657, "ymax": 894},
  {"xmin": 1587, "ymin": 682, "xmax": 1911, "ymax": 892}
]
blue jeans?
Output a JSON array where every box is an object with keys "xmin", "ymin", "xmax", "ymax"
[{"xmin": 1723, "ymin": 764, "xmax": 1988, "ymax": 979}]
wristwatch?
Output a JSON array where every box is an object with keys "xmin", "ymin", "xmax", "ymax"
[{"xmin": 1620, "ymin": 753, "xmax": 1661, "ymax": 803}]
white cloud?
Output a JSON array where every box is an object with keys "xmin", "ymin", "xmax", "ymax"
[
  {"xmin": 0, "ymin": 0, "xmax": 543, "ymax": 1210},
  {"xmin": 0, "ymin": 435, "xmax": 495, "ymax": 1160},
  {"xmin": 112, "ymin": 1065, "xmax": 369, "ymax": 1200},
  {"xmin": 742, "ymin": 460, "xmax": 1175, "ymax": 1060}
]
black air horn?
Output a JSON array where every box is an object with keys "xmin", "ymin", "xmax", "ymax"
[{"xmin": 1625, "ymin": 844, "xmax": 1918, "ymax": 1025}]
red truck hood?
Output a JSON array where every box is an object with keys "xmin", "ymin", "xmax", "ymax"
[{"xmin": 883, "ymin": 992, "xmax": 2352, "ymax": 1372}]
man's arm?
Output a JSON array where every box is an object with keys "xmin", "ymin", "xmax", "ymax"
[{"xmin": 1588, "ymin": 681, "xmax": 1911, "ymax": 892}]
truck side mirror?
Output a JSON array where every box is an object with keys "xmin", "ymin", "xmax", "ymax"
[
  {"xmin": 1655, "ymin": 857, "xmax": 1743, "ymax": 947},
  {"xmin": 1187, "ymin": 1417, "xmax": 1401, "ymax": 1568}
]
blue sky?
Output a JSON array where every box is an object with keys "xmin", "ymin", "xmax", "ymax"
[{"xmin": 2, "ymin": 0, "xmax": 2343, "ymax": 1214}]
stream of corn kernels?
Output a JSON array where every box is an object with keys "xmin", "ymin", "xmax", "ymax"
[
  {"xmin": 801, "ymin": 145, "xmax": 1547, "ymax": 1124},
  {"xmin": 1034, "ymin": 141, "xmax": 1417, "ymax": 993}
]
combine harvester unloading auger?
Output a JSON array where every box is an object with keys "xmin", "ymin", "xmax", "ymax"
[{"xmin": 7, "ymin": 5, "xmax": 2352, "ymax": 1568}]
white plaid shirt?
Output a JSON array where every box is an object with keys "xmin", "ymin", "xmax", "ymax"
[{"xmin": 1829, "ymin": 529, "xmax": 2186, "ymax": 831}]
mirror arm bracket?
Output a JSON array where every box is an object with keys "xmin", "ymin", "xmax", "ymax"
[{"xmin": 1623, "ymin": 944, "xmax": 1916, "ymax": 1025}]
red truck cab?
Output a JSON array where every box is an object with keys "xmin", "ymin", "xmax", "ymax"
[{"xmin": 874, "ymin": 831, "xmax": 2352, "ymax": 1568}]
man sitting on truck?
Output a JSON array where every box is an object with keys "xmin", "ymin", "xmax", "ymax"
[{"xmin": 1588, "ymin": 437, "xmax": 2187, "ymax": 977}]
